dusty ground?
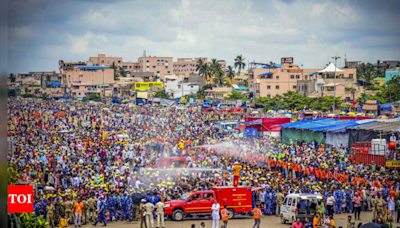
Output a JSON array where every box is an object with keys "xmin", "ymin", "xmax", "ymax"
[{"xmin": 87, "ymin": 211, "xmax": 377, "ymax": 228}]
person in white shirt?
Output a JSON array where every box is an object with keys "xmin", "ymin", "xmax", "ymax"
[
  {"xmin": 211, "ymin": 199, "xmax": 220, "ymax": 228},
  {"xmin": 326, "ymin": 193, "xmax": 336, "ymax": 217},
  {"xmin": 323, "ymin": 214, "xmax": 331, "ymax": 228}
]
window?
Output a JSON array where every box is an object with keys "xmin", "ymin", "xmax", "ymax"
[
  {"xmin": 166, "ymin": 66, "xmax": 168, "ymax": 69},
  {"xmin": 157, "ymin": 60, "xmax": 160, "ymax": 62},
  {"xmin": 129, "ymin": 66, "xmax": 132, "ymax": 69},
  {"xmin": 101, "ymin": 60, "xmax": 104, "ymax": 63},
  {"xmin": 290, "ymin": 75, "xmax": 294, "ymax": 79},
  {"xmin": 276, "ymin": 76, "xmax": 279, "ymax": 79},
  {"xmin": 123, "ymin": 66, "xmax": 127, "ymax": 69},
  {"xmin": 107, "ymin": 60, "xmax": 110, "ymax": 64},
  {"xmin": 168, "ymin": 71, "xmax": 170, "ymax": 74},
  {"xmin": 153, "ymin": 66, "xmax": 156, "ymax": 68},
  {"xmin": 178, "ymin": 85, "xmax": 181, "ymax": 89},
  {"xmin": 188, "ymin": 194, "xmax": 201, "ymax": 202},
  {"xmin": 288, "ymin": 198, "xmax": 292, "ymax": 206},
  {"xmin": 203, "ymin": 193, "xmax": 214, "ymax": 200},
  {"xmin": 165, "ymin": 60, "xmax": 168, "ymax": 63},
  {"xmin": 276, "ymin": 85, "xmax": 280, "ymax": 89},
  {"xmin": 161, "ymin": 60, "xmax": 164, "ymax": 62},
  {"xmin": 296, "ymin": 75, "xmax": 300, "ymax": 79},
  {"xmin": 267, "ymin": 94, "xmax": 271, "ymax": 98},
  {"xmin": 118, "ymin": 60, "xmax": 121, "ymax": 63},
  {"xmin": 293, "ymin": 85, "xmax": 297, "ymax": 89},
  {"xmin": 283, "ymin": 198, "xmax": 288, "ymax": 205},
  {"xmin": 113, "ymin": 60, "xmax": 115, "ymax": 63},
  {"xmin": 267, "ymin": 85, "xmax": 271, "ymax": 89},
  {"xmin": 147, "ymin": 66, "xmax": 149, "ymax": 68},
  {"xmin": 85, "ymin": 93, "xmax": 87, "ymax": 95},
  {"xmin": 157, "ymin": 71, "xmax": 160, "ymax": 74},
  {"xmin": 349, "ymin": 74, "xmax": 353, "ymax": 78},
  {"xmin": 79, "ymin": 93, "xmax": 81, "ymax": 95}
]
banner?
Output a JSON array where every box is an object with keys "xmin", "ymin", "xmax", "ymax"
[
  {"xmin": 244, "ymin": 128, "xmax": 258, "ymax": 138},
  {"xmin": 160, "ymin": 98, "xmax": 176, "ymax": 107},
  {"xmin": 135, "ymin": 82, "xmax": 163, "ymax": 90}
]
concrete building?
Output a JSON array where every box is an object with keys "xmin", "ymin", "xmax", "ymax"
[
  {"xmin": 373, "ymin": 77, "xmax": 386, "ymax": 87},
  {"xmin": 188, "ymin": 73, "xmax": 206, "ymax": 88},
  {"xmin": 138, "ymin": 56, "xmax": 173, "ymax": 81},
  {"xmin": 64, "ymin": 66, "xmax": 115, "ymax": 98},
  {"xmin": 345, "ymin": 61, "xmax": 361, "ymax": 68},
  {"xmin": 385, "ymin": 67, "xmax": 400, "ymax": 85},
  {"xmin": 89, "ymin": 54, "xmax": 139, "ymax": 71},
  {"xmin": 173, "ymin": 58, "xmax": 207, "ymax": 75},
  {"xmin": 205, "ymin": 87, "xmax": 233, "ymax": 99},
  {"xmin": 163, "ymin": 75, "xmax": 199, "ymax": 99},
  {"xmin": 249, "ymin": 63, "xmax": 357, "ymax": 98},
  {"xmin": 130, "ymin": 71, "xmax": 154, "ymax": 82}
]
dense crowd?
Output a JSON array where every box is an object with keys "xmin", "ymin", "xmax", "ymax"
[{"xmin": 7, "ymin": 99, "xmax": 400, "ymax": 228}]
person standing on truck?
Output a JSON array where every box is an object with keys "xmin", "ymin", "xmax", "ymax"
[
  {"xmin": 233, "ymin": 162, "xmax": 241, "ymax": 187},
  {"xmin": 221, "ymin": 205, "xmax": 229, "ymax": 228},
  {"xmin": 211, "ymin": 199, "xmax": 220, "ymax": 228},
  {"xmin": 252, "ymin": 204, "xmax": 262, "ymax": 228}
]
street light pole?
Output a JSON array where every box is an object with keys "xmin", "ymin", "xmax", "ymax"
[
  {"xmin": 103, "ymin": 69, "xmax": 105, "ymax": 102},
  {"xmin": 332, "ymin": 56, "xmax": 340, "ymax": 114}
]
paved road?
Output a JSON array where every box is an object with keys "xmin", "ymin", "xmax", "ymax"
[{"xmin": 89, "ymin": 211, "xmax": 378, "ymax": 228}]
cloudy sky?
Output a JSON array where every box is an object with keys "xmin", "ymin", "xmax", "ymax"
[{"xmin": 8, "ymin": 0, "xmax": 400, "ymax": 73}]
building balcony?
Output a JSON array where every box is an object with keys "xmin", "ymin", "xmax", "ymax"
[{"xmin": 86, "ymin": 88, "xmax": 98, "ymax": 92}]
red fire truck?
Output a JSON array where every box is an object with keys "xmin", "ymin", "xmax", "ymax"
[
  {"xmin": 155, "ymin": 157, "xmax": 187, "ymax": 168},
  {"xmin": 165, "ymin": 186, "xmax": 259, "ymax": 221}
]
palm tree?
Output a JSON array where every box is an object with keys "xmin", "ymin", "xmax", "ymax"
[
  {"xmin": 152, "ymin": 75, "xmax": 160, "ymax": 81},
  {"xmin": 110, "ymin": 62, "xmax": 118, "ymax": 80},
  {"xmin": 361, "ymin": 69, "xmax": 375, "ymax": 87},
  {"xmin": 8, "ymin": 73, "xmax": 16, "ymax": 82},
  {"xmin": 269, "ymin": 61, "xmax": 276, "ymax": 69},
  {"xmin": 376, "ymin": 59, "xmax": 381, "ymax": 78},
  {"xmin": 199, "ymin": 63, "xmax": 210, "ymax": 80},
  {"xmin": 196, "ymin": 59, "xmax": 205, "ymax": 72},
  {"xmin": 119, "ymin": 67, "xmax": 127, "ymax": 77},
  {"xmin": 213, "ymin": 70, "xmax": 228, "ymax": 87},
  {"xmin": 226, "ymin": 66, "xmax": 235, "ymax": 85},
  {"xmin": 210, "ymin": 58, "xmax": 221, "ymax": 76},
  {"xmin": 234, "ymin": 55, "xmax": 246, "ymax": 77}
]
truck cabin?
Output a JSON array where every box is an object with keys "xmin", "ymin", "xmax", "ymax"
[{"xmin": 181, "ymin": 192, "xmax": 216, "ymax": 202}]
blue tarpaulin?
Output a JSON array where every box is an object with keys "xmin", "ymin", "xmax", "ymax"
[
  {"xmin": 244, "ymin": 128, "xmax": 258, "ymax": 138},
  {"xmin": 280, "ymin": 118, "xmax": 376, "ymax": 133},
  {"xmin": 380, "ymin": 103, "xmax": 393, "ymax": 111},
  {"xmin": 259, "ymin": 72, "xmax": 273, "ymax": 76},
  {"xmin": 51, "ymin": 82, "xmax": 61, "ymax": 87}
]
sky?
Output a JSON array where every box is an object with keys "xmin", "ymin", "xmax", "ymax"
[{"xmin": 8, "ymin": 0, "xmax": 400, "ymax": 73}]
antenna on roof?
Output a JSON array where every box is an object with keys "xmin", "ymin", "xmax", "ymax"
[{"xmin": 143, "ymin": 50, "xmax": 146, "ymax": 57}]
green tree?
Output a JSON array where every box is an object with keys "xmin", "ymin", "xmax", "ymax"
[
  {"xmin": 8, "ymin": 89, "xmax": 16, "ymax": 97},
  {"xmin": 8, "ymin": 73, "xmax": 16, "ymax": 82},
  {"xmin": 226, "ymin": 65, "xmax": 235, "ymax": 85},
  {"xmin": 213, "ymin": 70, "xmax": 228, "ymax": 87},
  {"xmin": 84, "ymin": 93, "xmax": 102, "ymax": 101},
  {"xmin": 153, "ymin": 89, "xmax": 169, "ymax": 98},
  {"xmin": 110, "ymin": 62, "xmax": 119, "ymax": 80},
  {"xmin": 376, "ymin": 59, "xmax": 382, "ymax": 78},
  {"xmin": 234, "ymin": 55, "xmax": 246, "ymax": 76},
  {"xmin": 199, "ymin": 63, "xmax": 212, "ymax": 81},
  {"xmin": 196, "ymin": 58, "xmax": 205, "ymax": 72},
  {"xmin": 361, "ymin": 69, "xmax": 375, "ymax": 85},
  {"xmin": 119, "ymin": 66, "xmax": 127, "ymax": 77},
  {"xmin": 244, "ymin": 79, "xmax": 249, "ymax": 87},
  {"xmin": 210, "ymin": 58, "xmax": 222, "ymax": 76},
  {"xmin": 152, "ymin": 75, "xmax": 160, "ymax": 81},
  {"xmin": 226, "ymin": 90, "xmax": 246, "ymax": 100}
]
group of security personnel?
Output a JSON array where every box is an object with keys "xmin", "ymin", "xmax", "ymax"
[
  {"xmin": 34, "ymin": 190, "xmax": 166, "ymax": 228},
  {"xmin": 258, "ymin": 189, "xmax": 285, "ymax": 216}
]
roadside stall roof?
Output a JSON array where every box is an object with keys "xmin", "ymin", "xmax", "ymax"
[
  {"xmin": 347, "ymin": 120, "xmax": 400, "ymax": 133},
  {"xmin": 280, "ymin": 118, "xmax": 376, "ymax": 133}
]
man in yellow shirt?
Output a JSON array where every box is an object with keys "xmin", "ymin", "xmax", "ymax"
[{"xmin": 233, "ymin": 162, "xmax": 242, "ymax": 187}]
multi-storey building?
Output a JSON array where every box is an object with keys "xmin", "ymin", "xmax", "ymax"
[
  {"xmin": 89, "ymin": 54, "xmax": 139, "ymax": 71},
  {"xmin": 137, "ymin": 56, "xmax": 173, "ymax": 81},
  {"xmin": 249, "ymin": 63, "xmax": 357, "ymax": 98}
]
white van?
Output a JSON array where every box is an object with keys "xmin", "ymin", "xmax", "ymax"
[{"xmin": 280, "ymin": 194, "xmax": 322, "ymax": 224}]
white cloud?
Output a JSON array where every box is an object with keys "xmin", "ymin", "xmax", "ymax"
[{"xmin": 7, "ymin": 0, "xmax": 400, "ymax": 73}]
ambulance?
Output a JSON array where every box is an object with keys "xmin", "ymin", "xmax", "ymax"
[
  {"xmin": 280, "ymin": 193, "xmax": 322, "ymax": 224},
  {"xmin": 165, "ymin": 186, "xmax": 259, "ymax": 221}
]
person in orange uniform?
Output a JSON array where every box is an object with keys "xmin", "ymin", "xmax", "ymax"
[
  {"xmin": 252, "ymin": 204, "xmax": 262, "ymax": 228},
  {"xmin": 221, "ymin": 205, "xmax": 229, "ymax": 228},
  {"xmin": 233, "ymin": 162, "xmax": 241, "ymax": 187}
]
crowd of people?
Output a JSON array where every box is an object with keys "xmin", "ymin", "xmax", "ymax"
[{"xmin": 7, "ymin": 98, "xmax": 400, "ymax": 228}]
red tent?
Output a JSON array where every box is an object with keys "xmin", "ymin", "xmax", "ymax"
[
  {"xmin": 231, "ymin": 108, "xmax": 242, "ymax": 113},
  {"xmin": 234, "ymin": 125, "xmax": 246, "ymax": 130},
  {"xmin": 244, "ymin": 117, "xmax": 291, "ymax": 132}
]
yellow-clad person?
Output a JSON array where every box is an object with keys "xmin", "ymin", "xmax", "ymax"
[{"xmin": 233, "ymin": 162, "xmax": 242, "ymax": 187}]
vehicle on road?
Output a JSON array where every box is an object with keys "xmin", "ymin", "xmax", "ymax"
[
  {"xmin": 165, "ymin": 186, "xmax": 258, "ymax": 221},
  {"xmin": 280, "ymin": 194, "xmax": 322, "ymax": 224}
]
